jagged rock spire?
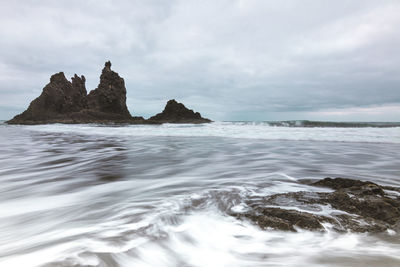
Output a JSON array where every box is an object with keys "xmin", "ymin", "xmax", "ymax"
[
  {"xmin": 104, "ymin": 61, "xmax": 112, "ymax": 69},
  {"xmin": 86, "ymin": 61, "xmax": 131, "ymax": 117}
]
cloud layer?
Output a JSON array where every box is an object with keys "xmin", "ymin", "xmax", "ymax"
[{"xmin": 1, "ymin": 0, "xmax": 399, "ymax": 121}]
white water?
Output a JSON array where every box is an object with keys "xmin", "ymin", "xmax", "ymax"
[
  {"xmin": 0, "ymin": 122, "xmax": 400, "ymax": 266},
  {"xmin": 20, "ymin": 121, "xmax": 400, "ymax": 143}
]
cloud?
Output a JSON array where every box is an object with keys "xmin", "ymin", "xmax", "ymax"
[{"xmin": 0, "ymin": 0, "xmax": 399, "ymax": 121}]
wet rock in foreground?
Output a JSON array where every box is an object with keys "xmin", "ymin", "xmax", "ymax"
[{"xmin": 231, "ymin": 177, "xmax": 400, "ymax": 233}]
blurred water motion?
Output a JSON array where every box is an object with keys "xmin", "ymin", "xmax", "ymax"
[{"xmin": 0, "ymin": 122, "xmax": 400, "ymax": 267}]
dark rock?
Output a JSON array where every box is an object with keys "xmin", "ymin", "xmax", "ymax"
[
  {"xmin": 313, "ymin": 177, "xmax": 375, "ymax": 190},
  {"xmin": 231, "ymin": 177, "xmax": 400, "ymax": 233},
  {"xmin": 7, "ymin": 72, "xmax": 89, "ymax": 123},
  {"xmin": 86, "ymin": 61, "xmax": 131, "ymax": 118},
  {"xmin": 235, "ymin": 207, "xmax": 331, "ymax": 232},
  {"xmin": 6, "ymin": 62, "xmax": 212, "ymax": 125},
  {"xmin": 149, "ymin": 99, "xmax": 211, "ymax": 123}
]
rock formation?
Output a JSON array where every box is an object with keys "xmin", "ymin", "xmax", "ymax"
[
  {"xmin": 7, "ymin": 72, "xmax": 88, "ymax": 123},
  {"xmin": 149, "ymin": 99, "xmax": 211, "ymax": 123},
  {"xmin": 6, "ymin": 62, "xmax": 211, "ymax": 124},
  {"xmin": 231, "ymin": 177, "xmax": 400, "ymax": 233},
  {"xmin": 86, "ymin": 61, "xmax": 131, "ymax": 117}
]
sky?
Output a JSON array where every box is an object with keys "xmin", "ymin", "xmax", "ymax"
[{"xmin": 0, "ymin": 0, "xmax": 399, "ymax": 121}]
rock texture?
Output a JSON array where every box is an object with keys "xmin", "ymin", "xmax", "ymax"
[
  {"xmin": 231, "ymin": 177, "xmax": 400, "ymax": 233},
  {"xmin": 7, "ymin": 72, "xmax": 88, "ymax": 123},
  {"xmin": 86, "ymin": 61, "xmax": 131, "ymax": 117},
  {"xmin": 6, "ymin": 62, "xmax": 211, "ymax": 124},
  {"xmin": 149, "ymin": 99, "xmax": 211, "ymax": 123}
]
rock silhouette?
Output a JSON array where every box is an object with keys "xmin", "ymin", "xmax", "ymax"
[
  {"xmin": 86, "ymin": 61, "xmax": 131, "ymax": 117},
  {"xmin": 7, "ymin": 72, "xmax": 88, "ymax": 124},
  {"xmin": 6, "ymin": 62, "xmax": 211, "ymax": 124},
  {"xmin": 149, "ymin": 99, "xmax": 211, "ymax": 123}
]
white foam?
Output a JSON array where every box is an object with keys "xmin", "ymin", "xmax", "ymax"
[
  {"xmin": 230, "ymin": 203, "xmax": 249, "ymax": 213},
  {"xmin": 22, "ymin": 122, "xmax": 400, "ymax": 143},
  {"xmin": 115, "ymin": 210, "xmax": 400, "ymax": 267},
  {"xmin": 387, "ymin": 229, "xmax": 396, "ymax": 236}
]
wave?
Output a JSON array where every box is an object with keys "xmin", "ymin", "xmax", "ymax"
[
  {"xmin": 258, "ymin": 120, "xmax": 400, "ymax": 128},
  {"xmin": 1, "ymin": 123, "xmax": 400, "ymax": 266},
  {"xmin": 2, "ymin": 119, "xmax": 400, "ymax": 128},
  {"xmin": 10, "ymin": 121, "xmax": 400, "ymax": 144}
]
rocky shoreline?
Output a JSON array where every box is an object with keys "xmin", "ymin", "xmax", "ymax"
[
  {"xmin": 230, "ymin": 177, "xmax": 400, "ymax": 233},
  {"xmin": 6, "ymin": 61, "xmax": 211, "ymax": 125}
]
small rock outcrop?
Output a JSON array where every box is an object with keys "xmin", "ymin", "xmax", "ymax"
[
  {"xmin": 231, "ymin": 177, "xmax": 400, "ymax": 233},
  {"xmin": 6, "ymin": 62, "xmax": 211, "ymax": 124},
  {"xmin": 149, "ymin": 99, "xmax": 211, "ymax": 123}
]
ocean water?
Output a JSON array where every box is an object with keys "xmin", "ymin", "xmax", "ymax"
[{"xmin": 0, "ymin": 121, "xmax": 400, "ymax": 267}]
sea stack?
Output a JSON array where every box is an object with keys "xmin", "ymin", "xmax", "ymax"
[
  {"xmin": 6, "ymin": 72, "xmax": 89, "ymax": 124},
  {"xmin": 6, "ymin": 61, "xmax": 142, "ymax": 124},
  {"xmin": 86, "ymin": 61, "xmax": 131, "ymax": 118},
  {"xmin": 149, "ymin": 99, "xmax": 211, "ymax": 123},
  {"xmin": 6, "ymin": 62, "xmax": 211, "ymax": 125}
]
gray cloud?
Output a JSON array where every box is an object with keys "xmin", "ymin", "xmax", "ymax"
[{"xmin": 0, "ymin": 0, "xmax": 399, "ymax": 121}]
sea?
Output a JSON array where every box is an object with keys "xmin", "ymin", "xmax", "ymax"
[{"xmin": 0, "ymin": 121, "xmax": 399, "ymax": 267}]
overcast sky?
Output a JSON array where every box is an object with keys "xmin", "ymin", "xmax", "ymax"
[{"xmin": 1, "ymin": 0, "xmax": 399, "ymax": 121}]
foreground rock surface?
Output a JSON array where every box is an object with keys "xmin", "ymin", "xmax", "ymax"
[
  {"xmin": 149, "ymin": 99, "xmax": 211, "ymax": 123},
  {"xmin": 6, "ymin": 62, "xmax": 211, "ymax": 125},
  {"xmin": 231, "ymin": 177, "xmax": 400, "ymax": 233}
]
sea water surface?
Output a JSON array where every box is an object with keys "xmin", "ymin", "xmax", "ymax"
[{"xmin": 0, "ymin": 121, "xmax": 400, "ymax": 267}]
